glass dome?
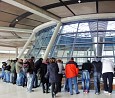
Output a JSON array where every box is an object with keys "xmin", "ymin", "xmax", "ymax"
[{"xmin": 26, "ymin": 19, "xmax": 115, "ymax": 65}]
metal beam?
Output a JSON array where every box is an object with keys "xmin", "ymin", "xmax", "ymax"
[
  {"xmin": 96, "ymin": 0, "xmax": 99, "ymax": 13},
  {"xmin": 0, "ymin": 44, "xmax": 17, "ymax": 48},
  {"xmin": 61, "ymin": 13, "xmax": 115, "ymax": 23},
  {"xmin": 2, "ymin": 0, "xmax": 60, "ymax": 22},
  {"xmin": 0, "ymin": 26, "xmax": 32, "ymax": 33},
  {"xmin": 9, "ymin": 12, "xmax": 33, "ymax": 27},
  {"xmin": 33, "ymin": 13, "xmax": 115, "ymax": 35},
  {"xmin": 59, "ymin": 0, "xmax": 76, "ymax": 16},
  {"xmin": 0, "ymin": 38, "xmax": 34, "ymax": 41}
]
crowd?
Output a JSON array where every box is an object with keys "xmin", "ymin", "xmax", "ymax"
[{"xmin": 0, "ymin": 56, "xmax": 115, "ymax": 98}]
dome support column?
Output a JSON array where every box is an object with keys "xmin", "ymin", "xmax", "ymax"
[{"xmin": 43, "ymin": 22, "xmax": 62, "ymax": 60}]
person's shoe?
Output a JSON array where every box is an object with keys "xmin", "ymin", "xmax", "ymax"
[
  {"xmin": 52, "ymin": 92, "xmax": 56, "ymax": 98},
  {"xmin": 46, "ymin": 91, "xmax": 50, "ymax": 93},
  {"xmin": 104, "ymin": 91, "xmax": 108, "ymax": 94},
  {"xmin": 108, "ymin": 93, "xmax": 112, "ymax": 95},
  {"xmin": 85, "ymin": 90, "xmax": 89, "ymax": 94},
  {"xmin": 33, "ymin": 86, "xmax": 37, "ymax": 88},
  {"xmin": 95, "ymin": 92, "xmax": 99, "ymax": 95},
  {"xmin": 83, "ymin": 90, "xmax": 85, "ymax": 93},
  {"xmin": 76, "ymin": 92, "xmax": 80, "ymax": 94},
  {"xmin": 43, "ymin": 90, "xmax": 45, "ymax": 93},
  {"xmin": 28, "ymin": 90, "xmax": 34, "ymax": 93}
]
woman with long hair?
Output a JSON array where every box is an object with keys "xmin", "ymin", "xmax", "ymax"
[{"xmin": 45, "ymin": 58, "xmax": 59, "ymax": 98}]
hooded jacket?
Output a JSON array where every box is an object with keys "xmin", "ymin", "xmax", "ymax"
[{"xmin": 65, "ymin": 60, "xmax": 79, "ymax": 78}]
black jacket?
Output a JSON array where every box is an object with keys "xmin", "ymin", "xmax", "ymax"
[
  {"xmin": 40, "ymin": 62, "xmax": 49, "ymax": 83},
  {"xmin": 92, "ymin": 61, "xmax": 102, "ymax": 73},
  {"xmin": 34, "ymin": 58, "xmax": 43, "ymax": 74},
  {"xmin": 82, "ymin": 62, "xmax": 92, "ymax": 73}
]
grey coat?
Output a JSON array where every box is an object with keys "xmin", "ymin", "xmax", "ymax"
[{"xmin": 46, "ymin": 63, "xmax": 59, "ymax": 83}]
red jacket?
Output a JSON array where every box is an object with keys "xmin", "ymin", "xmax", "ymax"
[{"xmin": 65, "ymin": 60, "xmax": 79, "ymax": 78}]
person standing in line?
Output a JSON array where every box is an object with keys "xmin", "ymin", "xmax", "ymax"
[
  {"xmin": 65, "ymin": 57, "xmax": 80, "ymax": 95},
  {"xmin": 40, "ymin": 59, "xmax": 49, "ymax": 93},
  {"xmin": 5, "ymin": 60, "xmax": 11, "ymax": 83},
  {"xmin": 13, "ymin": 59, "xmax": 18, "ymax": 84},
  {"xmin": 0, "ymin": 62, "xmax": 6, "ymax": 80},
  {"xmin": 33, "ymin": 58, "xmax": 43, "ymax": 88},
  {"xmin": 81, "ymin": 60, "xmax": 92, "ymax": 93},
  {"xmin": 102, "ymin": 59, "xmax": 114, "ymax": 95},
  {"xmin": 92, "ymin": 57, "xmax": 102, "ymax": 95},
  {"xmin": 26, "ymin": 59, "xmax": 34, "ymax": 93},
  {"xmin": 10, "ymin": 60, "xmax": 16, "ymax": 83},
  {"xmin": 15, "ymin": 59, "xmax": 23, "ymax": 86},
  {"xmin": 57, "ymin": 59, "xmax": 64, "ymax": 92},
  {"xmin": 45, "ymin": 58, "xmax": 59, "ymax": 98}
]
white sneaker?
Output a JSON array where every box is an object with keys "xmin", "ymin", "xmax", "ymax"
[
  {"xmin": 95, "ymin": 93, "xmax": 99, "ymax": 95},
  {"xmin": 104, "ymin": 91, "xmax": 108, "ymax": 94},
  {"xmin": 108, "ymin": 93, "xmax": 111, "ymax": 95}
]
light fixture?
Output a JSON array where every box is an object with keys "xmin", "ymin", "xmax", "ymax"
[{"xmin": 78, "ymin": 0, "xmax": 81, "ymax": 3}]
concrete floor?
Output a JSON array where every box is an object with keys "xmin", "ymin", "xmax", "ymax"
[{"xmin": 0, "ymin": 80, "xmax": 115, "ymax": 98}]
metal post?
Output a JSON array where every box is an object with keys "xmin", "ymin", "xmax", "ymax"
[
  {"xmin": 112, "ymin": 44, "xmax": 115, "ymax": 62},
  {"xmin": 70, "ymin": 22, "xmax": 80, "ymax": 57},
  {"xmin": 43, "ymin": 22, "xmax": 62, "ymax": 60}
]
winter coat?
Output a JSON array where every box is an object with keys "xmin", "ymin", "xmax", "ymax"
[
  {"xmin": 82, "ymin": 62, "xmax": 92, "ymax": 73},
  {"xmin": 46, "ymin": 62, "xmax": 59, "ymax": 83},
  {"xmin": 40, "ymin": 62, "xmax": 49, "ymax": 83},
  {"xmin": 11, "ymin": 61, "xmax": 16, "ymax": 73},
  {"xmin": 92, "ymin": 61, "xmax": 102, "ymax": 73},
  {"xmin": 16, "ymin": 62, "xmax": 23, "ymax": 73},
  {"xmin": 65, "ymin": 60, "xmax": 79, "ymax": 78},
  {"xmin": 34, "ymin": 58, "xmax": 43, "ymax": 74},
  {"xmin": 27, "ymin": 61, "xmax": 34, "ymax": 74},
  {"xmin": 102, "ymin": 59, "xmax": 114, "ymax": 74}
]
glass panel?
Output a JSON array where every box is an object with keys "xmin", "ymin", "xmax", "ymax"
[
  {"xmin": 26, "ymin": 19, "xmax": 115, "ymax": 64},
  {"xmin": 61, "ymin": 23, "xmax": 78, "ymax": 34},
  {"xmin": 78, "ymin": 22, "xmax": 90, "ymax": 32}
]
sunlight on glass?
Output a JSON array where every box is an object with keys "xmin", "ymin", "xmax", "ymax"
[
  {"xmin": 106, "ymin": 21, "xmax": 115, "ymax": 37},
  {"xmin": 62, "ymin": 23, "xmax": 78, "ymax": 33},
  {"xmin": 78, "ymin": 23, "xmax": 90, "ymax": 32},
  {"xmin": 107, "ymin": 21, "xmax": 115, "ymax": 30}
]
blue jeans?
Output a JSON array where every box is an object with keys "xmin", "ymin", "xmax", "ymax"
[
  {"xmin": 22, "ymin": 72, "xmax": 27, "ymax": 87},
  {"xmin": 3, "ymin": 71, "xmax": 6, "ymax": 82},
  {"xmin": 5, "ymin": 71, "xmax": 10, "ymax": 82},
  {"xmin": 10, "ymin": 73, "xmax": 14, "ymax": 83},
  {"xmin": 94, "ymin": 72, "xmax": 101, "ymax": 93},
  {"xmin": 16, "ymin": 72, "xmax": 23, "ymax": 86},
  {"xmin": 27, "ymin": 73, "xmax": 33, "ymax": 92},
  {"xmin": 64, "ymin": 78, "xmax": 69, "ymax": 92},
  {"xmin": 0, "ymin": 68, "xmax": 5, "ymax": 79},
  {"xmin": 68, "ymin": 77, "xmax": 79, "ymax": 95},
  {"xmin": 32, "ymin": 72, "xmax": 38, "ymax": 88},
  {"xmin": 82, "ymin": 70, "xmax": 90, "ymax": 91}
]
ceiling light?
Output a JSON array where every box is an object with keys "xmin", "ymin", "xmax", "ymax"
[{"xmin": 78, "ymin": 0, "xmax": 81, "ymax": 3}]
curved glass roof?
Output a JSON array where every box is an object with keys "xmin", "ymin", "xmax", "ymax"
[{"xmin": 26, "ymin": 19, "xmax": 115, "ymax": 64}]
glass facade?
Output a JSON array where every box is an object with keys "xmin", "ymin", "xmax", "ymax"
[{"xmin": 26, "ymin": 19, "xmax": 115, "ymax": 65}]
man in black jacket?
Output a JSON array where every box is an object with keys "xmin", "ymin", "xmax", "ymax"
[
  {"xmin": 82, "ymin": 60, "xmax": 92, "ymax": 93},
  {"xmin": 92, "ymin": 57, "xmax": 102, "ymax": 95}
]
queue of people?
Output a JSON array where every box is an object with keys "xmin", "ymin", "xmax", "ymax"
[{"xmin": 0, "ymin": 56, "xmax": 115, "ymax": 98}]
